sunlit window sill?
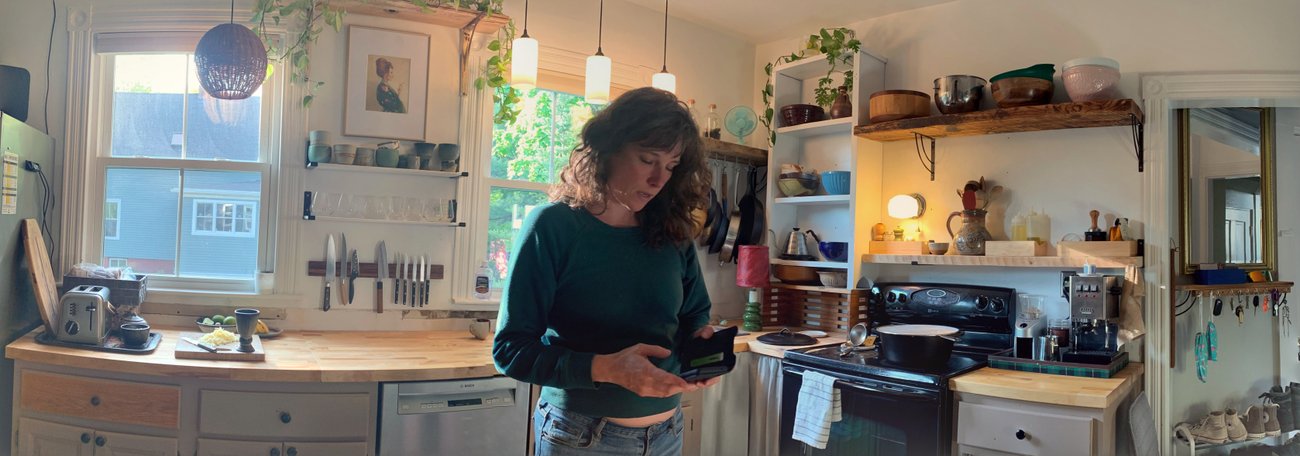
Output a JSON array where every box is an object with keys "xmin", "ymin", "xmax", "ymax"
[{"xmin": 144, "ymin": 289, "xmax": 304, "ymax": 308}]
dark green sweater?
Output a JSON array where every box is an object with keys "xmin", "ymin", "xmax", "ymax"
[{"xmin": 492, "ymin": 202, "xmax": 712, "ymax": 418}]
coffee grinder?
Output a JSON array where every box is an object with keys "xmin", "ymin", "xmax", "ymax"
[{"xmin": 1062, "ymin": 267, "xmax": 1122, "ymax": 364}]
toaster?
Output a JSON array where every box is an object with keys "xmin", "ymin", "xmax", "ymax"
[{"xmin": 57, "ymin": 285, "xmax": 111, "ymax": 345}]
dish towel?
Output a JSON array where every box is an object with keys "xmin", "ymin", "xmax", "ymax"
[{"xmin": 792, "ymin": 370, "xmax": 841, "ymax": 449}]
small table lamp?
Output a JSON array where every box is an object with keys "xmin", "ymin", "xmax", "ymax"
[{"xmin": 736, "ymin": 246, "xmax": 770, "ymax": 332}]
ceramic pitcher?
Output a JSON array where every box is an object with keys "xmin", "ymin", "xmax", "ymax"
[{"xmin": 946, "ymin": 209, "xmax": 993, "ymax": 255}]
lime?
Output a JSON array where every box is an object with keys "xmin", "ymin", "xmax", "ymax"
[
  {"xmin": 212, "ymin": 315, "xmax": 225, "ymax": 323},
  {"xmin": 202, "ymin": 318, "xmax": 214, "ymax": 325},
  {"xmin": 222, "ymin": 316, "xmax": 237, "ymax": 326}
]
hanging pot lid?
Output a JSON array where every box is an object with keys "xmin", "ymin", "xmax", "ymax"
[
  {"xmin": 756, "ymin": 328, "xmax": 818, "ymax": 346},
  {"xmin": 874, "ymin": 324, "xmax": 960, "ymax": 337}
]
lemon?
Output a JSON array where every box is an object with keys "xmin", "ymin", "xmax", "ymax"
[{"xmin": 222, "ymin": 316, "xmax": 237, "ymax": 326}]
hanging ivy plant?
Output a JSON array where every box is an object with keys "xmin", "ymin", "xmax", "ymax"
[
  {"xmin": 251, "ymin": 0, "xmax": 517, "ymax": 122},
  {"xmin": 759, "ymin": 27, "xmax": 861, "ymax": 145}
]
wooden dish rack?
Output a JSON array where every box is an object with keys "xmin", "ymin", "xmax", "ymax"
[{"xmin": 761, "ymin": 283, "xmax": 869, "ymax": 332}]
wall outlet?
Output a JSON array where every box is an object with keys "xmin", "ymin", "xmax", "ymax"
[{"xmin": 1059, "ymin": 271, "xmax": 1078, "ymax": 300}]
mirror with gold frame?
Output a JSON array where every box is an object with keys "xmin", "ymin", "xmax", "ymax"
[{"xmin": 1179, "ymin": 107, "xmax": 1276, "ymax": 274}]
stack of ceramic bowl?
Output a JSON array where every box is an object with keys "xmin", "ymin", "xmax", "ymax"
[
  {"xmin": 308, "ymin": 130, "xmax": 332, "ymax": 163},
  {"xmin": 989, "ymin": 64, "xmax": 1055, "ymax": 108},
  {"xmin": 1062, "ymin": 57, "xmax": 1121, "ymax": 102}
]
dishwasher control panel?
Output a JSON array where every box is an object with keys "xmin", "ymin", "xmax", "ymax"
[{"xmin": 398, "ymin": 389, "xmax": 515, "ymax": 414}]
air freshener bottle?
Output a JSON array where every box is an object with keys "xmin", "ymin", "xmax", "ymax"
[{"xmin": 473, "ymin": 259, "xmax": 492, "ymax": 300}]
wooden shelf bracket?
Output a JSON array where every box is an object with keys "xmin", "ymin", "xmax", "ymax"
[
  {"xmin": 1131, "ymin": 113, "xmax": 1145, "ymax": 173},
  {"xmin": 914, "ymin": 132, "xmax": 935, "ymax": 181}
]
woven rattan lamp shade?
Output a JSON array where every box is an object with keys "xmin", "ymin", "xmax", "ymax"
[{"xmin": 195, "ymin": 23, "xmax": 267, "ymax": 100}]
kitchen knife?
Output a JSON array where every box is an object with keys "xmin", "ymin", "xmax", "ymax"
[
  {"xmin": 339, "ymin": 234, "xmax": 348, "ymax": 307},
  {"xmin": 422, "ymin": 255, "xmax": 430, "ymax": 307},
  {"xmin": 404, "ymin": 255, "xmax": 411, "ymax": 306},
  {"xmin": 376, "ymin": 241, "xmax": 388, "ymax": 314},
  {"xmin": 393, "ymin": 252, "xmax": 401, "ymax": 305},
  {"xmin": 324, "ymin": 235, "xmax": 335, "ymax": 312},
  {"xmin": 411, "ymin": 256, "xmax": 420, "ymax": 307},
  {"xmin": 180, "ymin": 337, "xmax": 225, "ymax": 353},
  {"xmin": 348, "ymin": 248, "xmax": 359, "ymax": 305}
]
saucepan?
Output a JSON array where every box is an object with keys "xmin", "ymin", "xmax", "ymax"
[{"xmin": 875, "ymin": 324, "xmax": 961, "ymax": 369}]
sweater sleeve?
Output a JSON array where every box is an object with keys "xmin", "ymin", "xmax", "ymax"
[
  {"xmin": 677, "ymin": 243, "xmax": 713, "ymax": 340},
  {"xmin": 492, "ymin": 207, "xmax": 597, "ymax": 389}
]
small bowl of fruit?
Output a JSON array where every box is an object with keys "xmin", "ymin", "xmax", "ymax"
[{"xmin": 196, "ymin": 314, "xmax": 281, "ymax": 338}]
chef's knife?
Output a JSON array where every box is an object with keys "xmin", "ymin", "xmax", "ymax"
[
  {"xmin": 376, "ymin": 241, "xmax": 388, "ymax": 314},
  {"xmin": 324, "ymin": 235, "xmax": 335, "ymax": 312},
  {"xmin": 348, "ymin": 248, "xmax": 359, "ymax": 305},
  {"xmin": 420, "ymin": 256, "xmax": 428, "ymax": 307},
  {"xmin": 180, "ymin": 337, "xmax": 226, "ymax": 352},
  {"xmin": 411, "ymin": 256, "xmax": 419, "ymax": 307},
  {"xmin": 339, "ymin": 233, "xmax": 348, "ymax": 307},
  {"xmin": 403, "ymin": 255, "xmax": 411, "ymax": 306},
  {"xmin": 393, "ymin": 252, "xmax": 401, "ymax": 305}
]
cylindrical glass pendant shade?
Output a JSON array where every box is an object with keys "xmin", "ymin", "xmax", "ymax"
[
  {"xmin": 652, "ymin": 71, "xmax": 676, "ymax": 94},
  {"xmin": 585, "ymin": 54, "xmax": 611, "ymax": 104},
  {"xmin": 510, "ymin": 36, "xmax": 538, "ymax": 91}
]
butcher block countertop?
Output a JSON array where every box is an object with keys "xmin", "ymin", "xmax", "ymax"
[
  {"xmin": 6, "ymin": 327, "xmax": 823, "ymax": 383},
  {"xmin": 949, "ymin": 363, "xmax": 1144, "ymax": 409}
]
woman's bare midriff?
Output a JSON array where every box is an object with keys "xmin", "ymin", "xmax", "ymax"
[{"xmin": 606, "ymin": 408, "xmax": 675, "ymax": 427}]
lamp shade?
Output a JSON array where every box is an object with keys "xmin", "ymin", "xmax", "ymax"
[
  {"xmin": 652, "ymin": 71, "xmax": 676, "ymax": 94},
  {"xmin": 736, "ymin": 245, "xmax": 770, "ymax": 288},
  {"xmin": 510, "ymin": 36, "xmax": 538, "ymax": 91},
  {"xmin": 887, "ymin": 194, "xmax": 926, "ymax": 219},
  {"xmin": 585, "ymin": 54, "xmax": 611, "ymax": 104},
  {"xmin": 194, "ymin": 23, "xmax": 268, "ymax": 100}
]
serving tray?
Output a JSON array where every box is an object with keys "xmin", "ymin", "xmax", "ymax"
[{"xmin": 34, "ymin": 330, "xmax": 162, "ymax": 354}]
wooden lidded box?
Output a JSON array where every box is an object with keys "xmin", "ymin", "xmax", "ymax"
[{"xmin": 1058, "ymin": 241, "xmax": 1139, "ymax": 257}]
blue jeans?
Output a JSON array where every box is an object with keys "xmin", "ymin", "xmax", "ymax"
[{"xmin": 533, "ymin": 400, "xmax": 684, "ymax": 456}]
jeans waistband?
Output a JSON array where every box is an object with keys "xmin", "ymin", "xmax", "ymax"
[{"xmin": 537, "ymin": 400, "xmax": 681, "ymax": 439}]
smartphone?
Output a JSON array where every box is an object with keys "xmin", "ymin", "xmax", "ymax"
[{"xmin": 678, "ymin": 326, "xmax": 738, "ymax": 383}]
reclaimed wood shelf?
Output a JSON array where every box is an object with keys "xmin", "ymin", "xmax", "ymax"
[
  {"xmin": 771, "ymin": 259, "xmax": 850, "ymax": 269},
  {"xmin": 1178, "ymin": 281, "xmax": 1293, "ymax": 296},
  {"xmin": 306, "ymin": 261, "xmax": 444, "ymax": 279},
  {"xmin": 854, "ymin": 99, "xmax": 1144, "ymax": 141},
  {"xmin": 332, "ymin": 1, "xmax": 510, "ymax": 34},
  {"xmin": 775, "ymin": 117, "xmax": 855, "ymax": 138},
  {"xmin": 702, "ymin": 137, "xmax": 766, "ymax": 166},
  {"xmin": 862, "ymin": 254, "xmax": 1144, "ymax": 269}
]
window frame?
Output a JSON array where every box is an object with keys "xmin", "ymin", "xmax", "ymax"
[
  {"xmin": 106, "ymin": 258, "xmax": 128, "ymax": 269},
  {"xmin": 61, "ymin": 7, "xmax": 300, "ymax": 298},
  {"xmin": 191, "ymin": 199, "xmax": 259, "ymax": 238},
  {"xmin": 103, "ymin": 198, "xmax": 121, "ymax": 241}
]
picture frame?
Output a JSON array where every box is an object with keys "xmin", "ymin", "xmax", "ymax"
[{"xmin": 344, "ymin": 25, "xmax": 429, "ymax": 141}]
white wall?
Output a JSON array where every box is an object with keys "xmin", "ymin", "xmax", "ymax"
[
  {"xmin": 752, "ymin": 0, "xmax": 1300, "ymax": 441},
  {"xmin": 1276, "ymin": 109, "xmax": 1300, "ymax": 379},
  {"xmin": 0, "ymin": 0, "xmax": 756, "ymax": 328}
]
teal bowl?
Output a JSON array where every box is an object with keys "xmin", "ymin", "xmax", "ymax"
[
  {"xmin": 821, "ymin": 171, "xmax": 851, "ymax": 195},
  {"xmin": 308, "ymin": 144, "xmax": 332, "ymax": 163},
  {"xmin": 375, "ymin": 147, "xmax": 400, "ymax": 167},
  {"xmin": 991, "ymin": 63, "xmax": 1055, "ymax": 82}
]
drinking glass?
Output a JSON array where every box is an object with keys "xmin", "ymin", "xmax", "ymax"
[
  {"xmin": 315, "ymin": 192, "xmax": 340, "ymax": 217},
  {"xmin": 425, "ymin": 198, "xmax": 443, "ymax": 222},
  {"xmin": 389, "ymin": 196, "xmax": 407, "ymax": 221},
  {"xmin": 406, "ymin": 197, "xmax": 423, "ymax": 222},
  {"xmin": 366, "ymin": 196, "xmax": 387, "ymax": 220}
]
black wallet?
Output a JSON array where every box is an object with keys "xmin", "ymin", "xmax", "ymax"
[{"xmin": 678, "ymin": 326, "xmax": 738, "ymax": 382}]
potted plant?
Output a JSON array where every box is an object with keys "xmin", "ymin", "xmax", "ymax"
[{"xmin": 759, "ymin": 27, "xmax": 861, "ymax": 145}]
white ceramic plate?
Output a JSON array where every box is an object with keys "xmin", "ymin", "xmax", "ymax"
[{"xmin": 798, "ymin": 330, "xmax": 828, "ymax": 338}]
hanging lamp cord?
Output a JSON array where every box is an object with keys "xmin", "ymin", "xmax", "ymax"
[
  {"xmin": 520, "ymin": 0, "xmax": 530, "ymax": 38},
  {"xmin": 229, "ymin": 0, "xmax": 234, "ymax": 23},
  {"xmin": 596, "ymin": 0, "xmax": 604, "ymax": 56},
  {"xmin": 660, "ymin": 0, "xmax": 668, "ymax": 71}
]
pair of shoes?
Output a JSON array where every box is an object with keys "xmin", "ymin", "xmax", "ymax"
[
  {"xmin": 1178, "ymin": 410, "xmax": 1247, "ymax": 444},
  {"xmin": 1262, "ymin": 386, "xmax": 1295, "ymax": 432},
  {"xmin": 1240, "ymin": 405, "xmax": 1280, "ymax": 439}
]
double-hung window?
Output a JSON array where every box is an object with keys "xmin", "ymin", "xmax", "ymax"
[{"xmin": 89, "ymin": 39, "xmax": 279, "ymax": 292}]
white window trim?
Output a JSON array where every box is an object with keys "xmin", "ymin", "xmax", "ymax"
[
  {"xmin": 451, "ymin": 45, "xmax": 649, "ymax": 307},
  {"xmin": 60, "ymin": 5, "xmax": 304, "ymax": 300},
  {"xmin": 103, "ymin": 198, "xmax": 121, "ymax": 241},
  {"xmin": 191, "ymin": 199, "xmax": 258, "ymax": 238},
  {"xmin": 107, "ymin": 258, "xmax": 128, "ymax": 268}
]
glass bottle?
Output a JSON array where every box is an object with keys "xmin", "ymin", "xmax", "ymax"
[
  {"xmin": 704, "ymin": 104, "xmax": 722, "ymax": 139},
  {"xmin": 1010, "ymin": 214, "xmax": 1028, "ymax": 241},
  {"xmin": 1027, "ymin": 209, "xmax": 1051, "ymax": 244},
  {"xmin": 473, "ymin": 259, "xmax": 492, "ymax": 300}
]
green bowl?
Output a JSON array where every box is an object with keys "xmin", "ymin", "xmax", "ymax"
[
  {"xmin": 991, "ymin": 63, "xmax": 1055, "ymax": 83},
  {"xmin": 375, "ymin": 147, "xmax": 400, "ymax": 167}
]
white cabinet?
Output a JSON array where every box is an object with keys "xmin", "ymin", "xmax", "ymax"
[
  {"xmin": 18, "ymin": 418, "xmax": 177, "ymax": 456},
  {"xmin": 766, "ymin": 49, "xmax": 887, "ymax": 300},
  {"xmin": 681, "ymin": 390, "xmax": 703, "ymax": 456},
  {"xmin": 954, "ymin": 391, "xmax": 1131, "ymax": 456},
  {"xmin": 198, "ymin": 438, "xmax": 369, "ymax": 456},
  {"xmin": 198, "ymin": 390, "xmax": 370, "ymax": 439}
]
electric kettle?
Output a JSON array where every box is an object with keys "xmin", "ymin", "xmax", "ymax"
[{"xmin": 780, "ymin": 227, "xmax": 818, "ymax": 261}]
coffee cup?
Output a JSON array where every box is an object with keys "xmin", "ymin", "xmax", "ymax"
[
  {"xmin": 354, "ymin": 147, "xmax": 376, "ymax": 166},
  {"xmin": 331, "ymin": 144, "xmax": 356, "ymax": 164},
  {"xmin": 403, "ymin": 155, "xmax": 423, "ymax": 170},
  {"xmin": 469, "ymin": 318, "xmax": 493, "ymax": 340},
  {"xmin": 308, "ymin": 144, "xmax": 332, "ymax": 163},
  {"xmin": 309, "ymin": 130, "xmax": 332, "ymax": 144}
]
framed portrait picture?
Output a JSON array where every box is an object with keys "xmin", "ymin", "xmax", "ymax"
[{"xmin": 345, "ymin": 25, "xmax": 429, "ymax": 140}]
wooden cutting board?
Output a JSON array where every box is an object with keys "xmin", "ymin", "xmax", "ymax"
[
  {"xmin": 21, "ymin": 219, "xmax": 58, "ymax": 334},
  {"xmin": 174, "ymin": 332, "xmax": 265, "ymax": 361}
]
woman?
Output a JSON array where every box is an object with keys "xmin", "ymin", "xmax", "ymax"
[
  {"xmin": 374, "ymin": 57, "xmax": 405, "ymax": 113},
  {"xmin": 493, "ymin": 87, "xmax": 719, "ymax": 455}
]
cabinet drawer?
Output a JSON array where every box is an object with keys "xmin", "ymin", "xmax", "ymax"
[
  {"xmin": 199, "ymin": 390, "xmax": 370, "ymax": 439},
  {"xmin": 19, "ymin": 370, "xmax": 180, "ymax": 429},
  {"xmin": 957, "ymin": 401, "xmax": 1094, "ymax": 456}
]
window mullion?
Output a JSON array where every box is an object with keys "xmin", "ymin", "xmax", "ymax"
[{"xmin": 174, "ymin": 170, "xmax": 186, "ymax": 276}]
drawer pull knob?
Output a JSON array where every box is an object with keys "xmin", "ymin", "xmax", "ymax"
[
  {"xmin": 90, "ymin": 395, "xmax": 100, "ymax": 406},
  {"xmin": 95, "ymin": 436, "xmax": 106, "ymax": 447},
  {"xmin": 80, "ymin": 433, "xmax": 90, "ymax": 444},
  {"xmin": 1016, "ymin": 429, "xmax": 1028, "ymax": 440},
  {"xmin": 280, "ymin": 411, "xmax": 292, "ymax": 424},
  {"xmin": 286, "ymin": 447, "xmax": 298, "ymax": 456},
  {"xmin": 270, "ymin": 448, "xmax": 280, "ymax": 456}
]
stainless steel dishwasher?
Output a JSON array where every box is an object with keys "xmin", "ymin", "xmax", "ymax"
[{"xmin": 379, "ymin": 376, "xmax": 529, "ymax": 455}]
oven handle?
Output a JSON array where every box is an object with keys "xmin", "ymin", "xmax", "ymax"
[{"xmin": 783, "ymin": 367, "xmax": 937, "ymax": 401}]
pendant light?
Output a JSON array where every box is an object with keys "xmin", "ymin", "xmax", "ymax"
[
  {"xmin": 585, "ymin": 0, "xmax": 612, "ymax": 105},
  {"xmin": 650, "ymin": 0, "xmax": 676, "ymax": 93},
  {"xmin": 510, "ymin": 0, "xmax": 538, "ymax": 91},
  {"xmin": 194, "ymin": 0, "xmax": 268, "ymax": 100}
]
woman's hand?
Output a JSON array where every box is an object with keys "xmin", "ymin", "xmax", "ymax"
[{"xmin": 592, "ymin": 344, "xmax": 696, "ymax": 398}]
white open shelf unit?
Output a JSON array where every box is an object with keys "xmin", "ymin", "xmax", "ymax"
[
  {"xmin": 311, "ymin": 216, "xmax": 464, "ymax": 227},
  {"xmin": 308, "ymin": 162, "xmax": 466, "ymax": 178},
  {"xmin": 766, "ymin": 49, "xmax": 887, "ymax": 287}
]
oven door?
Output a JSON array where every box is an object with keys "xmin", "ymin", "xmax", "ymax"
[{"xmin": 779, "ymin": 363, "xmax": 949, "ymax": 456}]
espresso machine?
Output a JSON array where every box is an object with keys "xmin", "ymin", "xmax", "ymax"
[{"xmin": 1061, "ymin": 272, "xmax": 1123, "ymax": 364}]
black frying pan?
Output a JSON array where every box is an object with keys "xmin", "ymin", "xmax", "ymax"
[
  {"xmin": 731, "ymin": 167, "xmax": 760, "ymax": 263},
  {"xmin": 708, "ymin": 170, "xmax": 730, "ymax": 253}
]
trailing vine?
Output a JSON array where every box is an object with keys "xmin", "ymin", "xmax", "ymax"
[
  {"xmin": 759, "ymin": 27, "xmax": 861, "ymax": 145},
  {"xmin": 251, "ymin": 0, "xmax": 516, "ymax": 121}
]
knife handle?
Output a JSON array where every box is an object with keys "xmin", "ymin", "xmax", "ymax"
[
  {"xmin": 393, "ymin": 278, "xmax": 399, "ymax": 303},
  {"xmin": 376, "ymin": 282, "xmax": 384, "ymax": 314},
  {"xmin": 323, "ymin": 284, "xmax": 331, "ymax": 312}
]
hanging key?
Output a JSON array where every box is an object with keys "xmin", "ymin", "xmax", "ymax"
[
  {"xmin": 1254, "ymin": 295, "xmax": 1260, "ymax": 316},
  {"xmin": 1236, "ymin": 305, "xmax": 1245, "ymax": 326},
  {"xmin": 1214, "ymin": 298, "xmax": 1224, "ymax": 316}
]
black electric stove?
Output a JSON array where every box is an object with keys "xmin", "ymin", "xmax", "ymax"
[{"xmin": 778, "ymin": 282, "xmax": 1017, "ymax": 456}]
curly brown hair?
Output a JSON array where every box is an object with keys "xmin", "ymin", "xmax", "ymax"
[{"xmin": 551, "ymin": 87, "xmax": 709, "ymax": 248}]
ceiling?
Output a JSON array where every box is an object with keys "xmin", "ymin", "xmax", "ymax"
[{"xmin": 616, "ymin": 0, "xmax": 958, "ymax": 44}]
